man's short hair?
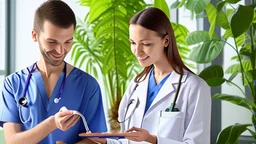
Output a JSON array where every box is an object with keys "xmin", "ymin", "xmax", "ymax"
[{"xmin": 34, "ymin": 0, "xmax": 76, "ymax": 32}]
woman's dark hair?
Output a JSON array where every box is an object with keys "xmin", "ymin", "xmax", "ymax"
[
  {"xmin": 34, "ymin": 0, "xmax": 76, "ymax": 32},
  {"xmin": 130, "ymin": 7, "xmax": 193, "ymax": 83}
]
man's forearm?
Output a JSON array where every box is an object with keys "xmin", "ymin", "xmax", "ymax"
[{"xmin": 5, "ymin": 116, "xmax": 57, "ymax": 144}]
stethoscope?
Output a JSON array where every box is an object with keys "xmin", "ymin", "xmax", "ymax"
[
  {"xmin": 18, "ymin": 62, "xmax": 67, "ymax": 123},
  {"xmin": 118, "ymin": 74, "xmax": 183, "ymax": 128}
]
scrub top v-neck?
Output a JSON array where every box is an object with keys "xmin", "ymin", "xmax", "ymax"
[{"xmin": 145, "ymin": 69, "xmax": 171, "ymax": 114}]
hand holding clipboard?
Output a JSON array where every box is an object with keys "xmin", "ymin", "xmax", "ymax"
[{"xmin": 79, "ymin": 126, "xmax": 154, "ymax": 142}]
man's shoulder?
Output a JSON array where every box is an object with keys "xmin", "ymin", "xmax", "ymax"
[
  {"xmin": 5, "ymin": 65, "xmax": 30, "ymax": 81},
  {"xmin": 70, "ymin": 67, "xmax": 98, "ymax": 82}
]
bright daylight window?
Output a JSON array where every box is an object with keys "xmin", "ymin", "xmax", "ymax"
[
  {"xmin": 0, "ymin": 0, "xmax": 6, "ymax": 130},
  {"xmin": 0, "ymin": 0, "xmax": 6, "ymax": 91}
]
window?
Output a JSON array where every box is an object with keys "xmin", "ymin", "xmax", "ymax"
[{"xmin": 0, "ymin": 0, "xmax": 6, "ymax": 92}]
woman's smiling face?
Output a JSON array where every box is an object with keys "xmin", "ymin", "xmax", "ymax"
[{"xmin": 129, "ymin": 24, "xmax": 167, "ymax": 67}]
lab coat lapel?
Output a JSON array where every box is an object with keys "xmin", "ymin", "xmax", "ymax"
[
  {"xmin": 147, "ymin": 71, "xmax": 186, "ymax": 112},
  {"xmin": 133, "ymin": 75, "xmax": 149, "ymax": 128}
]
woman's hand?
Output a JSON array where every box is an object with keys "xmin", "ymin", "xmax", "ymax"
[
  {"xmin": 90, "ymin": 138, "xmax": 107, "ymax": 144},
  {"xmin": 125, "ymin": 126, "xmax": 157, "ymax": 144},
  {"xmin": 75, "ymin": 138, "xmax": 105, "ymax": 144},
  {"xmin": 56, "ymin": 140, "xmax": 66, "ymax": 144}
]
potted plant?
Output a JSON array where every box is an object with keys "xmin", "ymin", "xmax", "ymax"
[
  {"xmin": 175, "ymin": 0, "xmax": 256, "ymax": 143},
  {"xmin": 71, "ymin": 0, "xmax": 192, "ymax": 132}
]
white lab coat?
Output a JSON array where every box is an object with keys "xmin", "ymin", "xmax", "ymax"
[{"xmin": 107, "ymin": 70, "xmax": 211, "ymax": 144}]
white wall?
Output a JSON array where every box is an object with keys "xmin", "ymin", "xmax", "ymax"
[
  {"xmin": 0, "ymin": 0, "xmax": 6, "ymax": 71},
  {"xmin": 0, "ymin": 0, "xmax": 7, "ymax": 131}
]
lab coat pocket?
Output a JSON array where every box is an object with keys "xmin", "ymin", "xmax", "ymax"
[
  {"xmin": 18, "ymin": 106, "xmax": 31, "ymax": 123},
  {"xmin": 157, "ymin": 111, "xmax": 184, "ymax": 141}
]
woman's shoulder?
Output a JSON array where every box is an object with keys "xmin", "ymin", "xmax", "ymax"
[{"xmin": 184, "ymin": 71, "xmax": 209, "ymax": 88}]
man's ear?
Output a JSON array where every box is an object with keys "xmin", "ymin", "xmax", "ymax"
[
  {"xmin": 164, "ymin": 35, "xmax": 170, "ymax": 47},
  {"xmin": 32, "ymin": 29, "xmax": 38, "ymax": 42}
]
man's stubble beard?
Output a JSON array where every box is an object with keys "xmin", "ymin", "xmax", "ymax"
[{"xmin": 38, "ymin": 41, "xmax": 65, "ymax": 67}]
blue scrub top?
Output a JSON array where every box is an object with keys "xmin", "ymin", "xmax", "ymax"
[
  {"xmin": 0, "ymin": 63, "xmax": 107, "ymax": 144},
  {"xmin": 145, "ymin": 69, "xmax": 171, "ymax": 113}
]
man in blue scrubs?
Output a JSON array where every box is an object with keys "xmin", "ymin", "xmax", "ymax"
[{"xmin": 0, "ymin": 0, "xmax": 107, "ymax": 143}]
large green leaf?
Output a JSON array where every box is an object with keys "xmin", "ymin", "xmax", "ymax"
[
  {"xmin": 171, "ymin": 22, "xmax": 194, "ymax": 68},
  {"xmin": 213, "ymin": 94, "xmax": 256, "ymax": 111},
  {"xmin": 170, "ymin": 1, "xmax": 181, "ymax": 9},
  {"xmin": 216, "ymin": 11, "xmax": 229, "ymax": 29},
  {"xmin": 246, "ymin": 128, "xmax": 255, "ymax": 137},
  {"xmin": 225, "ymin": 59, "xmax": 252, "ymax": 74},
  {"xmin": 199, "ymin": 65, "xmax": 225, "ymax": 86},
  {"xmin": 225, "ymin": 0, "xmax": 241, "ymax": 4},
  {"xmin": 205, "ymin": 3, "xmax": 216, "ymax": 37},
  {"xmin": 223, "ymin": 28, "xmax": 232, "ymax": 39},
  {"xmin": 240, "ymin": 43, "xmax": 251, "ymax": 56},
  {"xmin": 216, "ymin": 123, "xmax": 252, "ymax": 144},
  {"xmin": 171, "ymin": 0, "xmax": 186, "ymax": 8},
  {"xmin": 78, "ymin": 0, "xmax": 92, "ymax": 6},
  {"xmin": 154, "ymin": 0, "xmax": 170, "ymax": 19},
  {"xmin": 187, "ymin": 31, "xmax": 225, "ymax": 63},
  {"xmin": 88, "ymin": 0, "xmax": 110, "ymax": 23},
  {"xmin": 253, "ymin": 11, "xmax": 256, "ymax": 24},
  {"xmin": 216, "ymin": 0, "xmax": 241, "ymax": 13},
  {"xmin": 235, "ymin": 33, "xmax": 246, "ymax": 48},
  {"xmin": 186, "ymin": 31, "xmax": 211, "ymax": 45},
  {"xmin": 187, "ymin": 32, "xmax": 225, "ymax": 63},
  {"xmin": 216, "ymin": 1, "xmax": 227, "ymax": 12},
  {"xmin": 231, "ymin": 5, "xmax": 254, "ymax": 38},
  {"xmin": 186, "ymin": 0, "xmax": 210, "ymax": 14},
  {"xmin": 243, "ymin": 71, "xmax": 254, "ymax": 86}
]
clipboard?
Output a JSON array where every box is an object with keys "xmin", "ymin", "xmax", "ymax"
[{"xmin": 79, "ymin": 132, "xmax": 129, "ymax": 139}]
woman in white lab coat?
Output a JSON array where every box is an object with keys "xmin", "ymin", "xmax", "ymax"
[{"xmin": 88, "ymin": 7, "xmax": 211, "ymax": 144}]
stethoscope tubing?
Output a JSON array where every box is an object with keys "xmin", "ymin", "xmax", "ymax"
[
  {"xmin": 18, "ymin": 62, "xmax": 67, "ymax": 123},
  {"xmin": 19, "ymin": 105, "xmax": 32, "ymax": 123},
  {"xmin": 122, "ymin": 74, "xmax": 183, "ymax": 129}
]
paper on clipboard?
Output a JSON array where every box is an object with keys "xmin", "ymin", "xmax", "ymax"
[{"xmin": 79, "ymin": 132, "xmax": 129, "ymax": 139}]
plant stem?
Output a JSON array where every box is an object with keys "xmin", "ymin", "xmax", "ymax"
[
  {"xmin": 250, "ymin": 24, "xmax": 256, "ymax": 100},
  {"xmin": 250, "ymin": 0, "xmax": 256, "ymax": 137},
  {"xmin": 112, "ymin": 0, "xmax": 119, "ymax": 103},
  {"xmin": 249, "ymin": 0, "xmax": 256, "ymax": 101},
  {"xmin": 233, "ymin": 37, "xmax": 255, "ymax": 103},
  {"xmin": 221, "ymin": 39, "xmax": 237, "ymax": 52},
  {"xmin": 228, "ymin": 3, "xmax": 236, "ymax": 10},
  {"xmin": 226, "ymin": 80, "xmax": 246, "ymax": 96}
]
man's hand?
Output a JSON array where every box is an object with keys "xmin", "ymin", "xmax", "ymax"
[{"xmin": 54, "ymin": 107, "xmax": 80, "ymax": 131}]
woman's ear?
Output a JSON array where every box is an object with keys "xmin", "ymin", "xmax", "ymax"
[
  {"xmin": 164, "ymin": 35, "xmax": 170, "ymax": 47},
  {"xmin": 32, "ymin": 29, "xmax": 38, "ymax": 42}
]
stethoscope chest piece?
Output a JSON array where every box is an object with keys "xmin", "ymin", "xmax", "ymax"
[{"xmin": 19, "ymin": 97, "xmax": 28, "ymax": 107}]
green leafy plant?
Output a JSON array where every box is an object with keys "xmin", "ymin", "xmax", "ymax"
[
  {"xmin": 72, "ymin": 0, "xmax": 193, "ymax": 132},
  {"xmin": 72, "ymin": 0, "xmax": 146, "ymax": 131},
  {"xmin": 173, "ymin": 0, "xmax": 256, "ymax": 143}
]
